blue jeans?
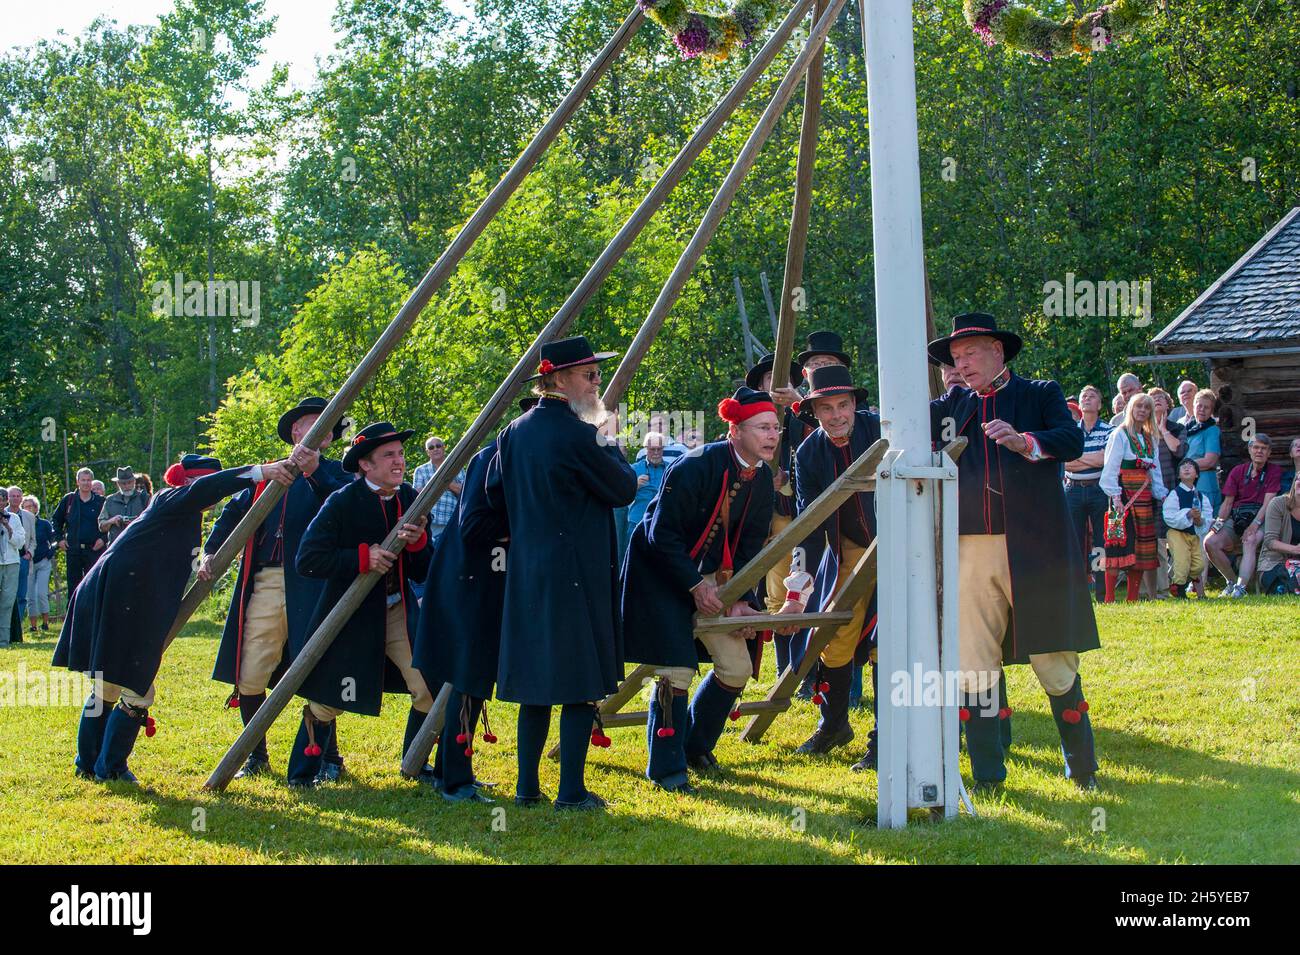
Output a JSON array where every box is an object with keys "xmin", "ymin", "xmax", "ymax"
[
  {"xmin": 15, "ymin": 556, "xmax": 28, "ymax": 619},
  {"xmin": 0, "ymin": 563, "xmax": 20, "ymax": 645},
  {"xmin": 1066, "ymin": 480, "xmax": 1108, "ymax": 601}
]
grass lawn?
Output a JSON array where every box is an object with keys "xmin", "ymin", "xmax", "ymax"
[{"xmin": 1, "ymin": 597, "xmax": 1296, "ymax": 864}]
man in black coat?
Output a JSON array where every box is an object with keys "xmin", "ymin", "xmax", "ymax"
[
  {"xmin": 790, "ymin": 365, "xmax": 883, "ymax": 764},
  {"xmin": 54, "ymin": 453, "xmax": 296, "ymax": 783},
  {"xmin": 51, "ymin": 468, "xmax": 107, "ymax": 593},
  {"xmin": 199, "ymin": 397, "xmax": 350, "ymax": 781},
  {"xmin": 484, "ymin": 336, "xmax": 637, "ymax": 810},
  {"xmin": 928, "ymin": 313, "xmax": 1100, "ymax": 790},
  {"xmin": 622, "ymin": 388, "xmax": 783, "ymax": 791},
  {"xmin": 291, "ymin": 422, "xmax": 432, "ymax": 788}
]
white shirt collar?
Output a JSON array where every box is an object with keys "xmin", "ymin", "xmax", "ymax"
[{"xmin": 364, "ymin": 478, "xmax": 396, "ymax": 500}]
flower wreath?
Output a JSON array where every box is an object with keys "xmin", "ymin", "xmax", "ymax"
[
  {"xmin": 963, "ymin": 0, "xmax": 1161, "ymax": 61},
  {"xmin": 638, "ymin": 0, "xmax": 785, "ymax": 60}
]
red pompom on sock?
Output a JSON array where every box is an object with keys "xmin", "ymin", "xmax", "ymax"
[
  {"xmin": 226, "ymin": 694, "xmax": 240, "ymax": 709},
  {"xmin": 729, "ymin": 708, "xmax": 741, "ymax": 721},
  {"xmin": 144, "ymin": 717, "xmax": 157, "ymax": 738},
  {"xmin": 818, "ymin": 681, "xmax": 830, "ymax": 694},
  {"xmin": 482, "ymin": 732, "xmax": 498, "ymax": 744},
  {"xmin": 1062, "ymin": 708, "xmax": 1081, "ymax": 725},
  {"xmin": 998, "ymin": 707, "xmax": 1013, "ymax": 720},
  {"xmin": 1078, "ymin": 700, "xmax": 1089, "ymax": 714},
  {"xmin": 456, "ymin": 732, "xmax": 468, "ymax": 744},
  {"xmin": 464, "ymin": 747, "xmax": 474, "ymax": 757},
  {"xmin": 304, "ymin": 744, "xmax": 322, "ymax": 757},
  {"xmin": 959, "ymin": 707, "xmax": 971, "ymax": 722},
  {"xmin": 811, "ymin": 693, "xmax": 825, "ymax": 705},
  {"xmin": 656, "ymin": 727, "xmax": 673, "ymax": 738}
]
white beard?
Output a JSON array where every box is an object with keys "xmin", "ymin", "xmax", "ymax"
[{"xmin": 571, "ymin": 392, "xmax": 608, "ymax": 428}]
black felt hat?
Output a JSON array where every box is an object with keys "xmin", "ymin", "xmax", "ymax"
[
  {"xmin": 526, "ymin": 335, "xmax": 617, "ymax": 381},
  {"xmin": 342, "ymin": 421, "xmax": 416, "ymax": 473},
  {"xmin": 744, "ymin": 354, "xmax": 803, "ymax": 391},
  {"xmin": 926, "ymin": 312, "xmax": 1023, "ymax": 367},
  {"xmin": 278, "ymin": 396, "xmax": 346, "ymax": 445},
  {"xmin": 792, "ymin": 365, "xmax": 870, "ymax": 425},
  {"xmin": 797, "ymin": 330, "xmax": 852, "ymax": 368}
]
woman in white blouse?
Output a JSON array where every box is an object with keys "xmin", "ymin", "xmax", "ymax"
[{"xmin": 1100, "ymin": 393, "xmax": 1168, "ymax": 602}]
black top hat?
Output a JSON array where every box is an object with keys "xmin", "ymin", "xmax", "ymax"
[
  {"xmin": 926, "ymin": 312, "xmax": 1023, "ymax": 367},
  {"xmin": 342, "ymin": 421, "xmax": 416, "ymax": 473},
  {"xmin": 527, "ymin": 335, "xmax": 618, "ymax": 381},
  {"xmin": 797, "ymin": 330, "xmax": 852, "ymax": 368},
  {"xmin": 114, "ymin": 466, "xmax": 136, "ymax": 483},
  {"xmin": 278, "ymin": 396, "xmax": 346, "ymax": 445},
  {"xmin": 745, "ymin": 354, "xmax": 803, "ymax": 391},
  {"xmin": 792, "ymin": 365, "xmax": 870, "ymax": 425}
]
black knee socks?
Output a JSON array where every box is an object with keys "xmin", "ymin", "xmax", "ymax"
[
  {"xmin": 238, "ymin": 692, "xmax": 269, "ymax": 762},
  {"xmin": 515, "ymin": 704, "xmax": 551, "ymax": 799},
  {"xmin": 557, "ymin": 703, "xmax": 594, "ymax": 804}
]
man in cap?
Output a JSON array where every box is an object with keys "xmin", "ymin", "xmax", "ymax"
[
  {"xmin": 199, "ymin": 397, "xmax": 351, "ymax": 781},
  {"xmin": 789, "ymin": 365, "xmax": 883, "ymax": 764},
  {"xmin": 484, "ymin": 335, "xmax": 637, "ymax": 810},
  {"xmin": 55, "ymin": 453, "xmax": 297, "ymax": 783},
  {"xmin": 622, "ymin": 388, "xmax": 786, "ymax": 790},
  {"xmin": 99, "ymin": 467, "xmax": 150, "ymax": 546},
  {"xmin": 928, "ymin": 312, "xmax": 1100, "ymax": 791},
  {"xmin": 291, "ymin": 422, "xmax": 433, "ymax": 788}
]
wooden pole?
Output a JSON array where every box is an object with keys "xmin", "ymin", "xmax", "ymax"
[
  {"xmin": 62, "ymin": 430, "xmax": 70, "ymax": 495},
  {"xmin": 735, "ymin": 275, "xmax": 756, "ymax": 368},
  {"xmin": 759, "ymin": 271, "xmax": 780, "ymax": 340},
  {"xmin": 601, "ymin": 0, "xmax": 850, "ymax": 411},
  {"xmin": 401, "ymin": 1, "xmax": 823, "ymax": 777},
  {"xmin": 770, "ymin": 0, "xmax": 827, "ymax": 389},
  {"xmin": 245, "ymin": 4, "xmax": 820, "ymax": 789},
  {"xmin": 164, "ymin": 8, "xmax": 645, "ymax": 655}
]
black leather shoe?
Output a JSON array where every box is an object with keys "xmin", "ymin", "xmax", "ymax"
[
  {"xmin": 850, "ymin": 749, "xmax": 877, "ymax": 772},
  {"xmin": 555, "ymin": 791, "xmax": 608, "ymax": 812},
  {"xmin": 654, "ymin": 774, "xmax": 698, "ymax": 795},
  {"xmin": 795, "ymin": 724, "xmax": 854, "ymax": 755},
  {"xmin": 95, "ymin": 769, "xmax": 139, "ymax": 785},
  {"xmin": 686, "ymin": 752, "xmax": 725, "ymax": 776},
  {"xmin": 1072, "ymin": 774, "xmax": 1099, "ymax": 792},
  {"xmin": 234, "ymin": 755, "xmax": 271, "ymax": 779},
  {"xmin": 75, "ymin": 767, "xmax": 96, "ymax": 781},
  {"xmin": 514, "ymin": 793, "xmax": 550, "ymax": 808},
  {"xmin": 442, "ymin": 786, "xmax": 495, "ymax": 804}
]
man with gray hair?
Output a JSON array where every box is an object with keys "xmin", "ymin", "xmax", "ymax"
[
  {"xmin": 1109, "ymin": 373, "xmax": 1142, "ymax": 426},
  {"xmin": 99, "ymin": 467, "xmax": 150, "ymax": 545},
  {"xmin": 1169, "ymin": 379, "xmax": 1198, "ymax": 425},
  {"xmin": 52, "ymin": 468, "xmax": 106, "ymax": 592},
  {"xmin": 0, "ymin": 489, "xmax": 28, "ymax": 646}
]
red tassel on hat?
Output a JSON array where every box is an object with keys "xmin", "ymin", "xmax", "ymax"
[{"xmin": 717, "ymin": 397, "xmax": 742, "ymax": 422}]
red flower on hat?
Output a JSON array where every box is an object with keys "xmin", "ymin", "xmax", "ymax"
[
  {"xmin": 538, "ymin": 359, "xmax": 555, "ymax": 375},
  {"xmin": 791, "ymin": 400, "xmax": 802, "ymax": 416}
]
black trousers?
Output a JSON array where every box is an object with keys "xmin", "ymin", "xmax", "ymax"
[
  {"xmin": 1065, "ymin": 481, "xmax": 1107, "ymax": 601},
  {"xmin": 66, "ymin": 545, "xmax": 101, "ymax": 593}
]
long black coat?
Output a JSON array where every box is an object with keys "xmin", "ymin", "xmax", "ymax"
[
  {"xmin": 53, "ymin": 467, "xmax": 258, "ymax": 693},
  {"xmin": 295, "ymin": 478, "xmax": 431, "ymax": 716},
  {"xmin": 208, "ymin": 459, "xmax": 350, "ymax": 690},
  {"xmin": 794, "ymin": 411, "xmax": 882, "ymax": 659},
  {"xmin": 485, "ymin": 397, "xmax": 637, "ymax": 705},
  {"xmin": 622, "ymin": 441, "xmax": 773, "ymax": 668},
  {"xmin": 413, "ymin": 443, "xmax": 506, "ymax": 700},
  {"xmin": 930, "ymin": 372, "xmax": 1099, "ymax": 661}
]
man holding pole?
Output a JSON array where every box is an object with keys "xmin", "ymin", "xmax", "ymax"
[
  {"xmin": 55, "ymin": 453, "xmax": 297, "ymax": 783},
  {"xmin": 290, "ymin": 422, "xmax": 433, "ymax": 788},
  {"xmin": 927, "ymin": 313, "xmax": 1100, "ymax": 791},
  {"xmin": 199, "ymin": 398, "xmax": 350, "ymax": 781},
  {"xmin": 790, "ymin": 365, "xmax": 883, "ymax": 763},
  {"xmin": 622, "ymin": 387, "xmax": 782, "ymax": 791},
  {"xmin": 484, "ymin": 336, "xmax": 637, "ymax": 810}
]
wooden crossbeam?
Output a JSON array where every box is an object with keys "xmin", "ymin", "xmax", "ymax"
[{"xmin": 693, "ymin": 610, "xmax": 851, "ymax": 635}]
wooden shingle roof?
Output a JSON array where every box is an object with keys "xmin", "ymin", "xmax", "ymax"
[{"xmin": 1151, "ymin": 207, "xmax": 1300, "ymax": 352}]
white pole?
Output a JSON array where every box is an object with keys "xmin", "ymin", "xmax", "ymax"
[{"xmin": 860, "ymin": 0, "xmax": 954, "ymax": 827}]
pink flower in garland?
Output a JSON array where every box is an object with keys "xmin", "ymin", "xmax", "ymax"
[
  {"xmin": 971, "ymin": 0, "xmax": 1009, "ymax": 46},
  {"xmin": 674, "ymin": 14, "xmax": 714, "ymax": 59}
]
